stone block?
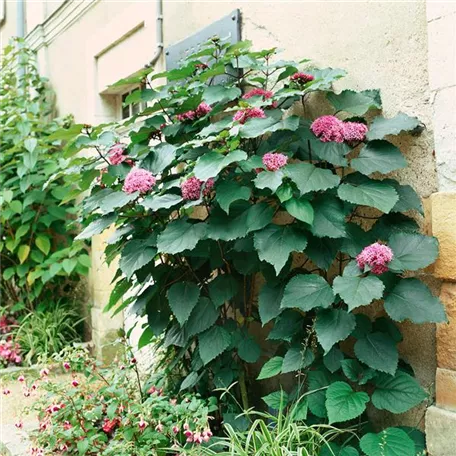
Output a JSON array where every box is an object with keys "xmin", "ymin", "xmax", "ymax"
[
  {"xmin": 426, "ymin": 405, "xmax": 456, "ymax": 456},
  {"xmin": 436, "ymin": 367, "xmax": 456, "ymax": 411},
  {"xmin": 427, "ymin": 14, "xmax": 456, "ymax": 91},
  {"xmin": 437, "ymin": 283, "xmax": 456, "ymax": 369},
  {"xmin": 431, "ymin": 192, "xmax": 456, "ymax": 281}
]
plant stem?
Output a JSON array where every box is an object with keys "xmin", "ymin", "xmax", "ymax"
[{"xmin": 238, "ymin": 367, "xmax": 249, "ymax": 411}]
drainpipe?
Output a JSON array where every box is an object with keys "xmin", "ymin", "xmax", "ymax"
[
  {"xmin": 17, "ymin": 0, "xmax": 25, "ymax": 38},
  {"xmin": 147, "ymin": 0, "xmax": 164, "ymax": 67}
]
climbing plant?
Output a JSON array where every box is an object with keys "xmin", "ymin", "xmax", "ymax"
[{"xmin": 57, "ymin": 39, "xmax": 445, "ymax": 455}]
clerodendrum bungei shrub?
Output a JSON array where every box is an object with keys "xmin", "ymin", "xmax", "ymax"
[{"xmin": 58, "ymin": 39, "xmax": 445, "ymax": 455}]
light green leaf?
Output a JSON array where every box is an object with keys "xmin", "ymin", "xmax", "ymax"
[
  {"xmin": 372, "ymin": 371, "xmax": 427, "ymax": 414},
  {"xmin": 354, "ymin": 332, "xmax": 398, "ymax": 375},
  {"xmin": 311, "ymin": 140, "xmax": 350, "ymax": 167},
  {"xmin": 284, "ymin": 163, "xmax": 340, "ymax": 196},
  {"xmin": 315, "ymin": 309, "xmax": 356, "ymax": 353},
  {"xmin": 281, "ymin": 274, "xmax": 334, "ymax": 312},
  {"xmin": 262, "ymin": 390, "xmax": 288, "ymax": 410},
  {"xmin": 157, "ymin": 219, "xmax": 206, "ymax": 254},
  {"xmin": 24, "ymin": 137, "xmax": 38, "ymax": 153},
  {"xmin": 327, "ymin": 89, "xmax": 381, "ymax": 115},
  {"xmin": 119, "ymin": 237, "xmax": 157, "ymax": 279},
  {"xmin": 389, "ymin": 182, "xmax": 423, "ymax": 215},
  {"xmin": 142, "ymin": 194, "xmax": 183, "ymax": 211},
  {"xmin": 308, "ymin": 68, "xmax": 347, "ymax": 91},
  {"xmin": 351, "ymin": 140, "xmax": 407, "ymax": 175},
  {"xmin": 141, "ymin": 143, "xmax": 177, "ymax": 174},
  {"xmin": 76, "ymin": 214, "xmax": 117, "ymax": 240},
  {"xmin": 99, "ymin": 191, "xmax": 138, "ymax": 214},
  {"xmin": 333, "ymin": 275, "xmax": 384, "ymax": 311},
  {"xmin": 388, "ymin": 232, "xmax": 439, "ymax": 272},
  {"xmin": 240, "ymin": 113, "xmax": 300, "ymax": 139},
  {"xmin": 258, "ymin": 283, "xmax": 284, "ymax": 325},
  {"xmin": 338, "ymin": 177, "xmax": 398, "ymax": 213},
  {"xmin": 215, "ymin": 181, "xmax": 251, "ymax": 214},
  {"xmin": 167, "ymin": 281, "xmax": 200, "ymax": 325},
  {"xmin": 9, "ymin": 201, "xmax": 22, "ymax": 214},
  {"xmin": 310, "ymin": 196, "xmax": 347, "ymax": 238},
  {"xmin": 284, "ymin": 197, "xmax": 314, "ymax": 224},
  {"xmin": 194, "ymin": 150, "xmax": 247, "ymax": 180},
  {"xmin": 384, "ymin": 278, "xmax": 447, "ymax": 324},
  {"xmin": 203, "ymin": 85, "xmax": 241, "ymax": 104},
  {"xmin": 366, "ymin": 112, "xmax": 421, "ymax": 141},
  {"xmin": 17, "ymin": 245, "xmax": 30, "ymax": 264},
  {"xmin": 257, "ymin": 356, "xmax": 283, "ymax": 380},
  {"xmin": 254, "ymin": 170, "xmax": 284, "ymax": 193},
  {"xmin": 198, "ymin": 325, "xmax": 232, "ymax": 364},
  {"xmin": 325, "ymin": 381, "xmax": 369, "ymax": 424},
  {"xmin": 35, "ymin": 235, "xmax": 51, "ymax": 256},
  {"xmin": 360, "ymin": 428, "xmax": 415, "ymax": 456},
  {"xmin": 254, "ymin": 224, "xmax": 308, "ymax": 274}
]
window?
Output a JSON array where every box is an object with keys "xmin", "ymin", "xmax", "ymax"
[{"xmin": 120, "ymin": 85, "xmax": 145, "ymax": 120}]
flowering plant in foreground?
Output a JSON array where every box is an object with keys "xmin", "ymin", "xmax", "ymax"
[
  {"xmin": 18, "ymin": 345, "xmax": 215, "ymax": 455},
  {"xmin": 56, "ymin": 39, "xmax": 444, "ymax": 456}
]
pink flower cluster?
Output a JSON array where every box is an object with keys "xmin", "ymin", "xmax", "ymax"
[
  {"xmin": 181, "ymin": 177, "xmax": 214, "ymax": 200},
  {"xmin": 356, "ymin": 242, "xmax": 394, "ymax": 275},
  {"xmin": 30, "ymin": 447, "xmax": 45, "ymax": 456},
  {"xmin": 233, "ymin": 107, "xmax": 266, "ymax": 124},
  {"xmin": 183, "ymin": 422, "xmax": 212, "ymax": 444},
  {"xmin": 0, "ymin": 339, "xmax": 22, "ymax": 366},
  {"xmin": 243, "ymin": 88, "xmax": 274, "ymax": 100},
  {"xmin": 176, "ymin": 102, "xmax": 212, "ymax": 122},
  {"xmin": 262, "ymin": 152, "xmax": 288, "ymax": 171},
  {"xmin": 108, "ymin": 143, "xmax": 127, "ymax": 165},
  {"xmin": 290, "ymin": 72, "xmax": 315, "ymax": 84},
  {"xmin": 123, "ymin": 168, "xmax": 156, "ymax": 194},
  {"xmin": 102, "ymin": 418, "xmax": 120, "ymax": 434},
  {"xmin": 310, "ymin": 115, "xmax": 368, "ymax": 143}
]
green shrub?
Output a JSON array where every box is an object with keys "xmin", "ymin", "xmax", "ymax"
[
  {"xmin": 0, "ymin": 39, "xmax": 89, "ymax": 315},
  {"xmin": 57, "ymin": 38, "xmax": 442, "ymax": 456}
]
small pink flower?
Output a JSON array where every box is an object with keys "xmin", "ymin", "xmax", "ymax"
[
  {"xmin": 63, "ymin": 421, "xmax": 72, "ymax": 430},
  {"xmin": 343, "ymin": 121, "xmax": 368, "ymax": 142},
  {"xmin": 15, "ymin": 421, "xmax": 23, "ymax": 429},
  {"xmin": 176, "ymin": 111, "xmax": 196, "ymax": 122},
  {"xmin": 18, "ymin": 375, "xmax": 25, "ymax": 383},
  {"xmin": 31, "ymin": 383, "xmax": 38, "ymax": 391},
  {"xmin": 40, "ymin": 368, "xmax": 49, "ymax": 378},
  {"xmin": 170, "ymin": 398, "xmax": 177, "ymax": 406},
  {"xmin": 310, "ymin": 115, "xmax": 345, "ymax": 143},
  {"xmin": 138, "ymin": 418, "xmax": 148, "ymax": 430},
  {"xmin": 108, "ymin": 143, "xmax": 127, "ymax": 165},
  {"xmin": 122, "ymin": 168, "xmax": 156, "ymax": 194},
  {"xmin": 23, "ymin": 389, "xmax": 31, "ymax": 397},
  {"xmin": 155, "ymin": 422, "xmax": 164, "ymax": 432},
  {"xmin": 242, "ymin": 88, "xmax": 273, "ymax": 100},
  {"xmin": 195, "ymin": 102, "xmax": 212, "ymax": 117},
  {"xmin": 290, "ymin": 72, "xmax": 315, "ymax": 84},
  {"xmin": 356, "ymin": 242, "xmax": 394, "ymax": 275},
  {"xmin": 130, "ymin": 357, "xmax": 137, "ymax": 364},
  {"xmin": 183, "ymin": 422, "xmax": 190, "ymax": 431},
  {"xmin": 233, "ymin": 107, "xmax": 266, "ymax": 124},
  {"xmin": 63, "ymin": 362, "xmax": 71, "ymax": 370},
  {"xmin": 148, "ymin": 385, "xmax": 157, "ymax": 394},
  {"xmin": 3, "ymin": 388, "xmax": 11, "ymax": 395},
  {"xmin": 262, "ymin": 152, "xmax": 288, "ymax": 171},
  {"xmin": 71, "ymin": 379, "xmax": 79, "ymax": 387},
  {"xmin": 195, "ymin": 63, "xmax": 209, "ymax": 70},
  {"xmin": 172, "ymin": 425, "xmax": 180, "ymax": 434},
  {"xmin": 193, "ymin": 431, "xmax": 203, "ymax": 444}
]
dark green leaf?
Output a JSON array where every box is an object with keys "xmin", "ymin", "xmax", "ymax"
[
  {"xmin": 262, "ymin": 390, "xmax": 288, "ymax": 410},
  {"xmin": 307, "ymin": 369, "xmax": 333, "ymax": 418},
  {"xmin": 284, "ymin": 197, "xmax": 314, "ymax": 224},
  {"xmin": 372, "ymin": 371, "xmax": 427, "ymax": 414},
  {"xmin": 281, "ymin": 274, "xmax": 334, "ymax": 312},
  {"xmin": 203, "ymin": 85, "xmax": 241, "ymax": 104},
  {"xmin": 141, "ymin": 143, "xmax": 177, "ymax": 174},
  {"xmin": 254, "ymin": 224, "xmax": 308, "ymax": 274},
  {"xmin": 284, "ymin": 163, "xmax": 340, "ymax": 196},
  {"xmin": 360, "ymin": 428, "xmax": 415, "ymax": 456},
  {"xmin": 258, "ymin": 282, "xmax": 284, "ymax": 325},
  {"xmin": 119, "ymin": 237, "xmax": 157, "ymax": 280},
  {"xmin": 351, "ymin": 140, "xmax": 407, "ymax": 175},
  {"xmin": 341, "ymin": 359, "xmax": 377, "ymax": 385},
  {"xmin": 354, "ymin": 332, "xmax": 398, "ymax": 375},
  {"xmin": 198, "ymin": 325, "xmax": 232, "ymax": 364},
  {"xmin": 327, "ymin": 89, "xmax": 381, "ymax": 115},
  {"xmin": 157, "ymin": 219, "xmax": 207, "ymax": 254},
  {"xmin": 333, "ymin": 275, "xmax": 384, "ymax": 311},
  {"xmin": 268, "ymin": 310, "xmax": 303, "ymax": 342},
  {"xmin": 310, "ymin": 196, "xmax": 347, "ymax": 238},
  {"xmin": 315, "ymin": 309, "xmax": 356, "ymax": 353},
  {"xmin": 384, "ymin": 278, "xmax": 447, "ymax": 324},
  {"xmin": 194, "ymin": 150, "xmax": 247, "ymax": 180},
  {"xmin": 323, "ymin": 346, "xmax": 344, "ymax": 373},
  {"xmin": 388, "ymin": 232, "xmax": 439, "ymax": 272},
  {"xmin": 237, "ymin": 335, "xmax": 261, "ymax": 363},
  {"xmin": 305, "ymin": 235, "xmax": 341, "ymax": 270},
  {"xmin": 257, "ymin": 356, "xmax": 283, "ymax": 380},
  {"xmin": 142, "ymin": 194, "xmax": 183, "ymax": 211},
  {"xmin": 167, "ymin": 281, "xmax": 200, "ymax": 325},
  {"xmin": 186, "ymin": 297, "xmax": 219, "ymax": 336},
  {"xmin": 75, "ymin": 214, "xmax": 117, "ymax": 240},
  {"xmin": 282, "ymin": 346, "xmax": 314, "ymax": 373},
  {"xmin": 366, "ymin": 112, "xmax": 421, "ymax": 141},
  {"xmin": 208, "ymin": 275, "xmax": 239, "ymax": 307},
  {"xmin": 215, "ymin": 181, "xmax": 251, "ymax": 214}
]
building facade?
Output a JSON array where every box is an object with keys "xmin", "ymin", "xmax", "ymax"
[{"xmin": 1, "ymin": 1, "xmax": 455, "ymax": 453}]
